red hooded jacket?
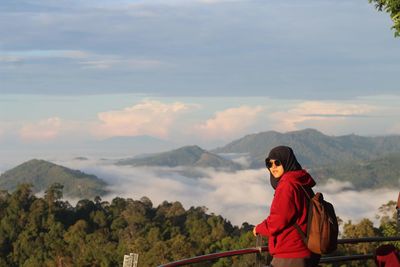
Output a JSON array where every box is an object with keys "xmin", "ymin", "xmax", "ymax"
[{"xmin": 255, "ymin": 169, "xmax": 316, "ymax": 258}]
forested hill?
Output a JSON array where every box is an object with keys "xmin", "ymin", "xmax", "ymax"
[
  {"xmin": 114, "ymin": 129, "xmax": 400, "ymax": 173},
  {"xmin": 116, "ymin": 145, "xmax": 242, "ymax": 171},
  {"xmin": 311, "ymin": 152, "xmax": 400, "ymax": 189},
  {"xmin": 0, "ymin": 184, "xmax": 255, "ymax": 266},
  {"xmin": 0, "ymin": 159, "xmax": 107, "ymax": 199},
  {"xmin": 212, "ymin": 128, "xmax": 400, "ymax": 168}
]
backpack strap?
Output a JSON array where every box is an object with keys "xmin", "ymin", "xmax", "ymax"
[
  {"xmin": 299, "ymin": 185, "xmax": 314, "ymax": 200},
  {"xmin": 294, "ymin": 223, "xmax": 307, "ymax": 242},
  {"xmin": 294, "ymin": 185, "xmax": 314, "ymax": 243}
]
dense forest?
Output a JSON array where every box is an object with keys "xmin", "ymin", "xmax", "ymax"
[{"xmin": 0, "ymin": 183, "xmax": 397, "ymax": 267}]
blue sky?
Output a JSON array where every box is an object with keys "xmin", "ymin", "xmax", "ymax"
[
  {"xmin": 1, "ymin": 0, "xmax": 400, "ymax": 155},
  {"xmin": 1, "ymin": 0, "xmax": 399, "ymax": 97}
]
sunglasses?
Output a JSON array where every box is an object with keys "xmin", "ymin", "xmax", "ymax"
[{"xmin": 265, "ymin": 159, "xmax": 282, "ymax": 169}]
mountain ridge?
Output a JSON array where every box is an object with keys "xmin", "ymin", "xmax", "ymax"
[
  {"xmin": 310, "ymin": 152, "xmax": 400, "ymax": 189},
  {"xmin": 212, "ymin": 128, "xmax": 400, "ymax": 168},
  {"xmin": 116, "ymin": 145, "xmax": 242, "ymax": 171},
  {"xmin": 0, "ymin": 159, "xmax": 108, "ymax": 198}
]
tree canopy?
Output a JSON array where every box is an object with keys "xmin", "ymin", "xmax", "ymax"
[
  {"xmin": 370, "ymin": 0, "xmax": 400, "ymax": 36},
  {"xmin": 0, "ymin": 184, "xmax": 257, "ymax": 266},
  {"xmin": 0, "ymin": 183, "xmax": 398, "ymax": 266}
]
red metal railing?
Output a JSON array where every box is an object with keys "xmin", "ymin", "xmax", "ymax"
[
  {"xmin": 158, "ymin": 247, "xmax": 269, "ymax": 267},
  {"xmin": 157, "ymin": 236, "xmax": 400, "ymax": 267}
]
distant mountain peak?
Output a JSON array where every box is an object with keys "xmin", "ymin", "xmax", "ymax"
[
  {"xmin": 172, "ymin": 145, "xmax": 204, "ymax": 153},
  {"xmin": 290, "ymin": 128, "xmax": 325, "ymax": 135},
  {"xmin": 116, "ymin": 145, "xmax": 241, "ymax": 171}
]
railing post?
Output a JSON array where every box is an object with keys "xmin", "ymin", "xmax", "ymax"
[
  {"xmin": 255, "ymin": 235, "xmax": 272, "ymax": 267},
  {"xmin": 123, "ymin": 253, "xmax": 139, "ymax": 267},
  {"xmin": 397, "ymin": 192, "xmax": 400, "ymax": 234},
  {"xmin": 255, "ymin": 235, "xmax": 263, "ymax": 267}
]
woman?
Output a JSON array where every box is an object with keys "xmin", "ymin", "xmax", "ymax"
[{"xmin": 253, "ymin": 146, "xmax": 320, "ymax": 267}]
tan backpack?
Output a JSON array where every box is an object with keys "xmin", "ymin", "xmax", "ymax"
[{"xmin": 294, "ymin": 186, "xmax": 339, "ymax": 255}]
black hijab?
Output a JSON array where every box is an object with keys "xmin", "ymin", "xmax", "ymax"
[{"xmin": 265, "ymin": 146, "xmax": 302, "ymax": 189}]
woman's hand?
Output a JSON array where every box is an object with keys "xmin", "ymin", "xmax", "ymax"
[{"xmin": 253, "ymin": 226, "xmax": 258, "ymax": 236}]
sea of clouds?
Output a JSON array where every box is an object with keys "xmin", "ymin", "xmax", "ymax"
[{"xmin": 52, "ymin": 157, "xmax": 399, "ymax": 228}]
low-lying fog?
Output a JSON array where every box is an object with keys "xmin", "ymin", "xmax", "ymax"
[{"xmin": 50, "ymin": 157, "xmax": 398, "ymax": 227}]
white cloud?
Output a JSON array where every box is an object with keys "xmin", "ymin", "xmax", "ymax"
[
  {"xmin": 0, "ymin": 56, "xmax": 23, "ymax": 63},
  {"xmin": 316, "ymin": 178, "xmax": 354, "ymax": 193},
  {"xmin": 269, "ymin": 101, "xmax": 376, "ymax": 132},
  {"xmin": 216, "ymin": 153, "xmax": 252, "ymax": 168},
  {"xmin": 54, "ymin": 158, "xmax": 398, "ymax": 227},
  {"xmin": 0, "ymin": 50, "xmax": 162, "ymax": 70},
  {"xmin": 320, "ymin": 188, "xmax": 399, "ymax": 226},
  {"xmin": 60, "ymin": 161, "xmax": 272, "ymax": 226},
  {"xmin": 93, "ymin": 100, "xmax": 193, "ymax": 139},
  {"xmin": 79, "ymin": 58, "xmax": 162, "ymax": 70},
  {"xmin": 19, "ymin": 117, "xmax": 62, "ymax": 142},
  {"xmin": 1, "ymin": 50, "xmax": 90, "ymax": 60},
  {"xmin": 8, "ymin": 117, "xmax": 89, "ymax": 145},
  {"xmin": 194, "ymin": 105, "xmax": 265, "ymax": 140},
  {"xmin": 3, "ymin": 95, "xmax": 400, "ymax": 149}
]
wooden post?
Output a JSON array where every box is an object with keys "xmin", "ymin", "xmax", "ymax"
[{"xmin": 397, "ymin": 192, "xmax": 400, "ymax": 234}]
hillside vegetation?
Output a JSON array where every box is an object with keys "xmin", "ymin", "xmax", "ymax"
[
  {"xmin": 311, "ymin": 153, "xmax": 400, "ymax": 189},
  {"xmin": 0, "ymin": 159, "xmax": 107, "ymax": 199},
  {"xmin": 0, "ymin": 184, "xmax": 255, "ymax": 266},
  {"xmin": 117, "ymin": 145, "xmax": 242, "ymax": 171},
  {"xmin": 212, "ymin": 128, "xmax": 400, "ymax": 168}
]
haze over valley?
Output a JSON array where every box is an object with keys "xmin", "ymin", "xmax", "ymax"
[{"xmin": 1, "ymin": 129, "xmax": 398, "ymax": 227}]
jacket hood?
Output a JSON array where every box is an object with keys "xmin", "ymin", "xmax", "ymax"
[
  {"xmin": 279, "ymin": 169, "xmax": 316, "ymax": 188},
  {"xmin": 266, "ymin": 146, "xmax": 302, "ymax": 172},
  {"xmin": 266, "ymin": 146, "xmax": 302, "ymax": 189}
]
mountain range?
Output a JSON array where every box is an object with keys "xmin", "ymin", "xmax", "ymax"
[
  {"xmin": 212, "ymin": 128, "xmax": 400, "ymax": 168},
  {"xmin": 1, "ymin": 129, "xmax": 399, "ymax": 195},
  {"xmin": 116, "ymin": 128, "xmax": 400, "ymax": 189}
]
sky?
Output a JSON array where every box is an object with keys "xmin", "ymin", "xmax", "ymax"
[
  {"xmin": 1, "ymin": 0, "xmax": 399, "ymax": 96},
  {"xmin": 1, "ymin": 0, "xmax": 400, "ymax": 153},
  {"xmin": 0, "ymin": 0, "xmax": 399, "ymax": 227}
]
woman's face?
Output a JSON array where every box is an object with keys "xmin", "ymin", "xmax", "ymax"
[{"xmin": 267, "ymin": 159, "xmax": 285, "ymax": 178}]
